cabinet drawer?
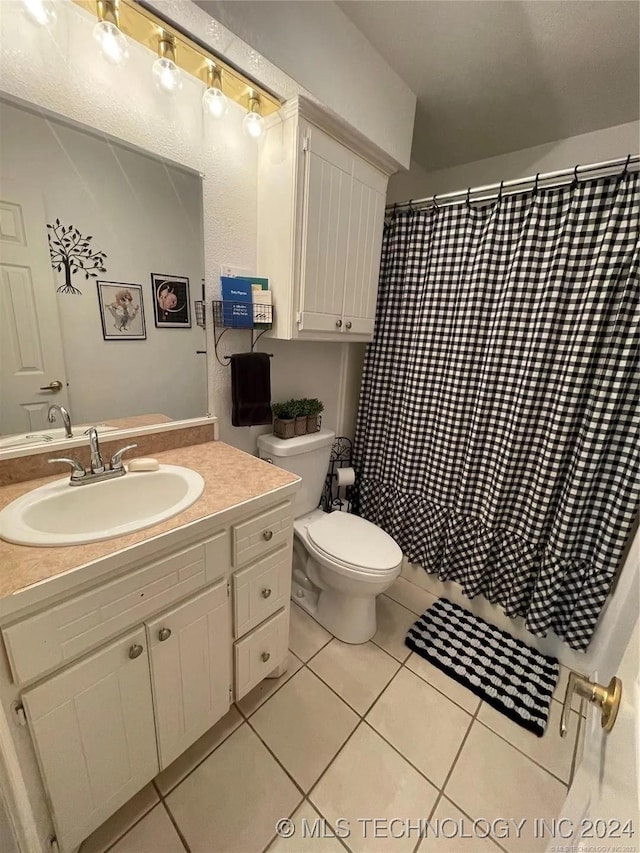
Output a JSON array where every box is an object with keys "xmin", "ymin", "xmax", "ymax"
[
  {"xmin": 3, "ymin": 531, "xmax": 228, "ymax": 685},
  {"xmin": 232, "ymin": 502, "xmax": 293, "ymax": 568},
  {"xmin": 234, "ymin": 607, "xmax": 289, "ymax": 700},
  {"xmin": 233, "ymin": 546, "xmax": 291, "ymax": 638}
]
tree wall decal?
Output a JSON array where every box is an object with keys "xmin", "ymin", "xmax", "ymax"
[{"xmin": 47, "ymin": 219, "xmax": 108, "ymax": 295}]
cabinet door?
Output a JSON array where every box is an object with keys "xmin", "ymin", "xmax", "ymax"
[
  {"xmin": 146, "ymin": 580, "xmax": 231, "ymax": 769},
  {"xmin": 298, "ymin": 126, "xmax": 352, "ymax": 334},
  {"xmin": 342, "ymin": 160, "xmax": 387, "ymax": 337},
  {"xmin": 22, "ymin": 627, "xmax": 158, "ymax": 853}
]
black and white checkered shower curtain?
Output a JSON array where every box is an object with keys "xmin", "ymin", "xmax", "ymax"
[{"xmin": 353, "ymin": 174, "xmax": 639, "ymax": 651}]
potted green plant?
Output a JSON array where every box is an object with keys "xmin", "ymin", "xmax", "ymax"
[
  {"xmin": 305, "ymin": 398, "xmax": 324, "ymax": 433},
  {"xmin": 291, "ymin": 398, "xmax": 308, "ymax": 436},
  {"xmin": 272, "ymin": 401, "xmax": 296, "ymax": 439}
]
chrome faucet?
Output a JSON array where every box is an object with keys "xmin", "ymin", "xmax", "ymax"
[
  {"xmin": 47, "ymin": 404, "xmax": 73, "ymax": 438},
  {"xmin": 85, "ymin": 427, "xmax": 105, "ymax": 474},
  {"xmin": 49, "ymin": 428, "xmax": 137, "ymax": 486}
]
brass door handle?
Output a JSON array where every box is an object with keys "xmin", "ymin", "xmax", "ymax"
[
  {"xmin": 40, "ymin": 380, "xmax": 63, "ymax": 392},
  {"xmin": 560, "ymin": 671, "xmax": 622, "ymax": 736}
]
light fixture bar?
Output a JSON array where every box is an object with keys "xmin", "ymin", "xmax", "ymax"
[{"xmin": 71, "ymin": 0, "xmax": 281, "ymax": 116}]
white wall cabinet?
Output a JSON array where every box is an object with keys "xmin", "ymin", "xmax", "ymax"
[
  {"xmin": 258, "ymin": 98, "xmax": 391, "ymax": 342},
  {"xmin": 22, "ymin": 627, "xmax": 158, "ymax": 853}
]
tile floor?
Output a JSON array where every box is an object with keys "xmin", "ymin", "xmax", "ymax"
[{"xmin": 80, "ymin": 579, "xmax": 584, "ymax": 853}]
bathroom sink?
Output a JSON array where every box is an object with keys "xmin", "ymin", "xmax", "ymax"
[
  {"xmin": 0, "ymin": 465, "xmax": 205, "ymax": 547},
  {"xmin": 0, "ymin": 424, "xmax": 118, "ymax": 449}
]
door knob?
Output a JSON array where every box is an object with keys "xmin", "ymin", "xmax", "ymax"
[
  {"xmin": 560, "ymin": 671, "xmax": 622, "ymax": 736},
  {"xmin": 158, "ymin": 628, "xmax": 172, "ymax": 642},
  {"xmin": 128, "ymin": 643, "xmax": 144, "ymax": 659},
  {"xmin": 345, "ymin": 321, "xmax": 352, "ymax": 330},
  {"xmin": 261, "ymin": 588, "xmax": 272, "ymax": 599},
  {"xmin": 263, "ymin": 530, "xmax": 273, "ymax": 541},
  {"xmin": 39, "ymin": 380, "xmax": 63, "ymax": 392},
  {"xmin": 261, "ymin": 652, "xmax": 271, "ymax": 663}
]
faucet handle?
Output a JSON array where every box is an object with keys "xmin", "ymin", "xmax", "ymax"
[
  {"xmin": 48, "ymin": 457, "xmax": 86, "ymax": 481},
  {"xmin": 111, "ymin": 444, "xmax": 138, "ymax": 471}
]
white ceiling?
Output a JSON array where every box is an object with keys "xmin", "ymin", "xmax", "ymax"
[{"xmin": 338, "ymin": 0, "xmax": 640, "ymax": 170}]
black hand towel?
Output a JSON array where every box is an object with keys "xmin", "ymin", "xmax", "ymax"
[{"xmin": 230, "ymin": 352, "xmax": 272, "ymax": 427}]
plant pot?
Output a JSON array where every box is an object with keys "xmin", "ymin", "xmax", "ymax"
[
  {"xmin": 295, "ymin": 415, "xmax": 307, "ymax": 436},
  {"xmin": 307, "ymin": 414, "xmax": 320, "ymax": 433},
  {"xmin": 273, "ymin": 417, "xmax": 295, "ymax": 439}
]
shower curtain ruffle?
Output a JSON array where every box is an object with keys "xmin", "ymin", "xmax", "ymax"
[{"xmin": 356, "ymin": 477, "xmax": 612, "ymax": 650}]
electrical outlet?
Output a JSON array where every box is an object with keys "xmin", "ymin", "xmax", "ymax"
[{"xmin": 220, "ymin": 265, "xmax": 251, "ymax": 278}]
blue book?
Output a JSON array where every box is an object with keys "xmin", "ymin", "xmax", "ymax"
[{"xmin": 221, "ymin": 276, "xmax": 253, "ymax": 328}]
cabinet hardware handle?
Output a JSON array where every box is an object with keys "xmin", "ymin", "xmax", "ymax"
[
  {"xmin": 128, "ymin": 643, "xmax": 144, "ymax": 659},
  {"xmin": 263, "ymin": 530, "xmax": 273, "ymax": 541},
  {"xmin": 261, "ymin": 652, "xmax": 271, "ymax": 663},
  {"xmin": 335, "ymin": 320, "xmax": 342, "ymax": 328},
  {"xmin": 158, "ymin": 628, "xmax": 172, "ymax": 642},
  {"xmin": 261, "ymin": 588, "xmax": 272, "ymax": 599},
  {"xmin": 345, "ymin": 321, "xmax": 352, "ymax": 330}
]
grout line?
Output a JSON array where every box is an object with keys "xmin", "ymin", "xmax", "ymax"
[
  {"xmin": 95, "ymin": 792, "xmax": 160, "ymax": 853},
  {"xmin": 244, "ymin": 715, "xmax": 308, "ymax": 799},
  {"xmin": 259, "ymin": 793, "xmax": 306, "ymax": 853},
  {"xmin": 238, "ymin": 651, "xmax": 303, "ymax": 720},
  {"xmin": 160, "ymin": 799, "xmax": 191, "ymax": 853},
  {"xmin": 307, "ymin": 718, "xmax": 366, "ymax": 798},
  {"xmin": 305, "ymin": 796, "xmax": 353, "ymax": 853},
  {"xmin": 305, "ymin": 650, "xmax": 401, "ymax": 718}
]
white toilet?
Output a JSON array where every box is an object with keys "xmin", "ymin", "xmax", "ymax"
[{"xmin": 257, "ymin": 429, "xmax": 403, "ymax": 644}]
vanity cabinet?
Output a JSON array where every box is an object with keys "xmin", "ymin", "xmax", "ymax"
[{"xmin": 257, "ymin": 98, "xmax": 392, "ymax": 342}]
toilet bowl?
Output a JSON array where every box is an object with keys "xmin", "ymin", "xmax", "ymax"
[{"xmin": 257, "ymin": 430, "xmax": 403, "ymax": 644}]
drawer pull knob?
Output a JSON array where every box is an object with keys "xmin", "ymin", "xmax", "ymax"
[
  {"xmin": 263, "ymin": 530, "xmax": 273, "ymax": 541},
  {"xmin": 261, "ymin": 652, "xmax": 271, "ymax": 663},
  {"xmin": 158, "ymin": 628, "xmax": 172, "ymax": 642},
  {"xmin": 335, "ymin": 319, "xmax": 342, "ymax": 328},
  {"xmin": 261, "ymin": 588, "xmax": 272, "ymax": 599},
  {"xmin": 345, "ymin": 321, "xmax": 352, "ymax": 330},
  {"xmin": 128, "ymin": 643, "xmax": 144, "ymax": 659}
]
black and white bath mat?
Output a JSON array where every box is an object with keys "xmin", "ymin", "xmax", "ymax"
[{"xmin": 405, "ymin": 598, "xmax": 559, "ymax": 736}]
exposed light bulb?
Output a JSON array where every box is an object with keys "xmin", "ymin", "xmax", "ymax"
[
  {"xmin": 93, "ymin": 20, "xmax": 129, "ymax": 66},
  {"xmin": 203, "ymin": 86, "xmax": 228, "ymax": 118},
  {"xmin": 243, "ymin": 111, "xmax": 264, "ymax": 139},
  {"xmin": 23, "ymin": 0, "xmax": 56, "ymax": 27},
  {"xmin": 153, "ymin": 58, "xmax": 182, "ymax": 94},
  {"xmin": 243, "ymin": 95, "xmax": 264, "ymax": 139}
]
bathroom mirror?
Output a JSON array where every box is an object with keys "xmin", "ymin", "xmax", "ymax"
[{"xmin": 0, "ymin": 96, "xmax": 207, "ymax": 449}]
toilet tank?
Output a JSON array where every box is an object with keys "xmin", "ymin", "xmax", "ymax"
[{"xmin": 257, "ymin": 429, "xmax": 335, "ymax": 517}]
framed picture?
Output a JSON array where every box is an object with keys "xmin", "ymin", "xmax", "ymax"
[
  {"xmin": 97, "ymin": 281, "xmax": 146, "ymax": 340},
  {"xmin": 151, "ymin": 273, "xmax": 191, "ymax": 328}
]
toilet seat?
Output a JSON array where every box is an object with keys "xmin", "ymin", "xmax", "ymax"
[{"xmin": 305, "ymin": 512, "xmax": 402, "ymax": 578}]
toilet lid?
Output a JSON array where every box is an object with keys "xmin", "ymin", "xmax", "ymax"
[{"xmin": 307, "ymin": 512, "xmax": 402, "ymax": 572}]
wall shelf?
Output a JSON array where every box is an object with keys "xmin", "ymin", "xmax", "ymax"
[{"xmin": 212, "ymin": 300, "xmax": 273, "ymax": 366}]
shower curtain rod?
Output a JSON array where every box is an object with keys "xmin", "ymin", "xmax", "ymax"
[{"xmin": 385, "ymin": 154, "xmax": 640, "ymax": 212}]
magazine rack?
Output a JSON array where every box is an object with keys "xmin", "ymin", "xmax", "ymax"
[{"xmin": 211, "ymin": 300, "xmax": 274, "ymax": 367}]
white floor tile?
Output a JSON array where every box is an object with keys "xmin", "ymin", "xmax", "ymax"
[
  {"xmin": 417, "ymin": 798, "xmax": 503, "ymax": 853},
  {"xmin": 238, "ymin": 652, "xmax": 304, "ymax": 717},
  {"xmin": 108, "ymin": 805, "xmax": 184, "ymax": 853},
  {"xmin": 367, "ymin": 668, "xmax": 472, "ymax": 788},
  {"xmin": 80, "ymin": 784, "xmax": 159, "ymax": 853},
  {"xmin": 477, "ymin": 699, "xmax": 579, "ymax": 783},
  {"xmin": 311, "ymin": 723, "xmax": 439, "ymax": 853},
  {"xmin": 405, "ymin": 653, "xmax": 481, "ymax": 714},
  {"xmin": 251, "ymin": 668, "xmax": 359, "ymax": 790},
  {"xmin": 165, "ymin": 724, "xmax": 301, "ymax": 853},
  {"xmin": 309, "ymin": 639, "xmax": 400, "ymax": 714},
  {"xmin": 155, "ymin": 705, "xmax": 243, "ymax": 795},
  {"xmin": 267, "ymin": 801, "xmax": 345, "ymax": 852},
  {"xmin": 372, "ymin": 596, "xmax": 417, "ymax": 662},
  {"xmin": 289, "ymin": 603, "xmax": 333, "ymax": 662},
  {"xmin": 385, "ymin": 577, "xmax": 438, "ymax": 616},
  {"xmin": 445, "ymin": 723, "xmax": 567, "ymax": 853}
]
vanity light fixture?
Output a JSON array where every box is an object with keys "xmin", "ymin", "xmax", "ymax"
[
  {"xmin": 23, "ymin": 0, "xmax": 57, "ymax": 27},
  {"xmin": 152, "ymin": 31, "xmax": 183, "ymax": 95},
  {"xmin": 202, "ymin": 62, "xmax": 228, "ymax": 119},
  {"xmin": 93, "ymin": 0, "xmax": 129, "ymax": 66},
  {"xmin": 242, "ymin": 91, "xmax": 265, "ymax": 139}
]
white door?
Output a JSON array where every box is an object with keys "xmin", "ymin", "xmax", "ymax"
[
  {"xmin": 0, "ymin": 178, "xmax": 69, "ymax": 435},
  {"xmin": 298, "ymin": 126, "xmax": 352, "ymax": 335},
  {"xmin": 146, "ymin": 580, "xmax": 231, "ymax": 769},
  {"xmin": 342, "ymin": 159, "xmax": 387, "ymax": 337},
  {"xmin": 553, "ymin": 533, "xmax": 640, "ymax": 847},
  {"xmin": 22, "ymin": 627, "xmax": 158, "ymax": 853}
]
